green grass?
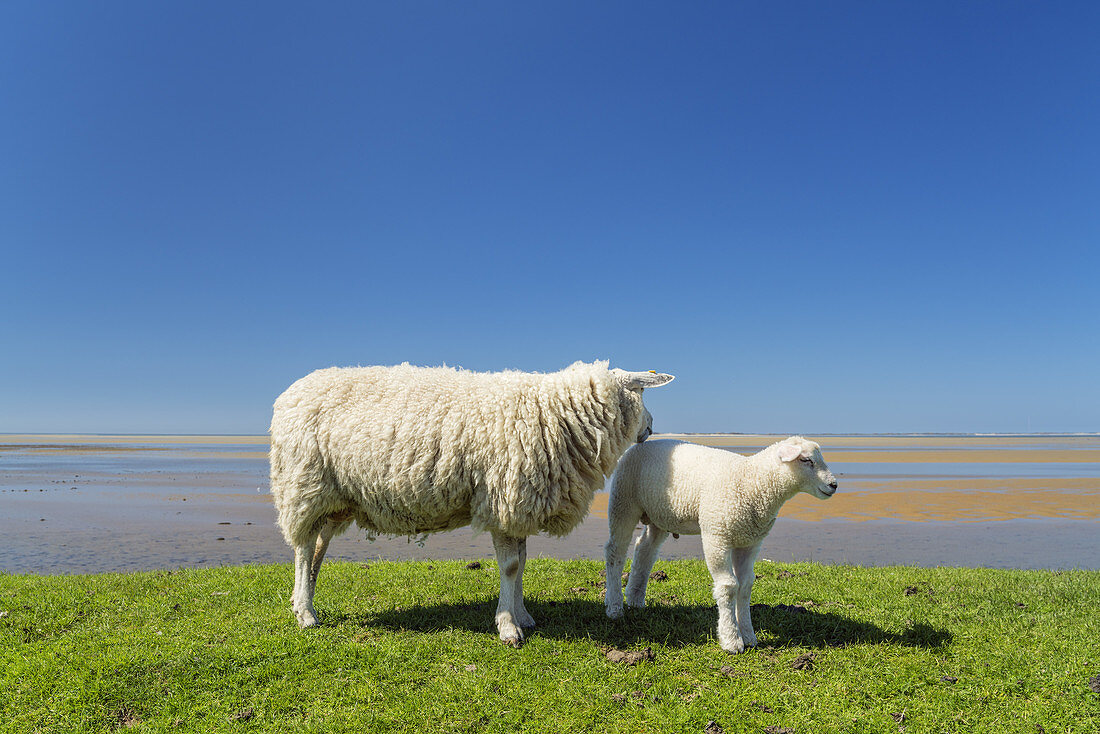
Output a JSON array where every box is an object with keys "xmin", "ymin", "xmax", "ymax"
[{"xmin": 2, "ymin": 559, "xmax": 1098, "ymax": 733}]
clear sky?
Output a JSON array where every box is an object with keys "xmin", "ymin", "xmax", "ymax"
[{"xmin": 2, "ymin": 2, "xmax": 1098, "ymax": 435}]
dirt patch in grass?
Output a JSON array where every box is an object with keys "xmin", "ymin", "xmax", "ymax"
[
  {"xmin": 606, "ymin": 647, "xmax": 655, "ymax": 665},
  {"xmin": 229, "ymin": 708, "xmax": 255, "ymax": 722},
  {"xmin": 111, "ymin": 706, "xmax": 142, "ymax": 730},
  {"xmin": 790, "ymin": 653, "xmax": 816, "ymax": 671}
]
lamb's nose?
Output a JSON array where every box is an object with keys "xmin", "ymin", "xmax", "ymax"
[{"xmin": 828, "ymin": 480, "xmax": 838, "ymax": 490}]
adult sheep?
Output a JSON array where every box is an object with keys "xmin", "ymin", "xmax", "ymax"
[{"xmin": 269, "ymin": 360, "xmax": 674, "ymax": 646}]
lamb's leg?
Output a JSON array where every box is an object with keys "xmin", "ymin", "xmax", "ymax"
[
  {"xmin": 731, "ymin": 543, "xmax": 762, "ymax": 648},
  {"xmin": 702, "ymin": 533, "xmax": 743, "ymax": 653},
  {"xmin": 491, "ymin": 532, "xmax": 526, "ymax": 647},
  {"xmin": 291, "ymin": 530, "xmax": 321, "ymax": 628},
  {"xmin": 512, "ymin": 537, "xmax": 536, "ymax": 629},
  {"xmin": 604, "ymin": 513, "xmax": 640, "ymax": 619},
  {"xmin": 624, "ymin": 524, "xmax": 669, "ymax": 609}
]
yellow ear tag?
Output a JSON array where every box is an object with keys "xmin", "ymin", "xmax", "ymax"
[{"xmin": 648, "ymin": 370, "xmax": 657, "ymax": 373}]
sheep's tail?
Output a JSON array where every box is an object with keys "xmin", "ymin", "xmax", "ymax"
[{"xmin": 269, "ymin": 427, "xmax": 343, "ymax": 548}]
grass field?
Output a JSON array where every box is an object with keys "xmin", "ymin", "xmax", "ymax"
[{"xmin": 2, "ymin": 559, "xmax": 1098, "ymax": 733}]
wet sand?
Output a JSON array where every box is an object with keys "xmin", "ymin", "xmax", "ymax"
[{"xmin": 1, "ymin": 433, "xmax": 1098, "ymax": 574}]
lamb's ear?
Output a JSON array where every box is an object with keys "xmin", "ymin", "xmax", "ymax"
[
  {"xmin": 777, "ymin": 442, "xmax": 802, "ymax": 462},
  {"xmin": 620, "ymin": 371, "xmax": 675, "ymax": 389}
]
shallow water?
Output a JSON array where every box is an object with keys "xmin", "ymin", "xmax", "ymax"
[{"xmin": 1, "ymin": 433, "xmax": 1097, "ymax": 574}]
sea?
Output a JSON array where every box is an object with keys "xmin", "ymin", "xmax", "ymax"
[{"xmin": 1, "ymin": 433, "xmax": 1097, "ymax": 574}]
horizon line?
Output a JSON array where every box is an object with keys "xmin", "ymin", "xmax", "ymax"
[{"xmin": 2, "ymin": 431, "xmax": 1099, "ymax": 439}]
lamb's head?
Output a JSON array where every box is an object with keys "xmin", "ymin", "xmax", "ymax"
[
  {"xmin": 776, "ymin": 436, "xmax": 838, "ymax": 500},
  {"xmin": 610, "ymin": 369, "xmax": 676, "ymax": 443}
]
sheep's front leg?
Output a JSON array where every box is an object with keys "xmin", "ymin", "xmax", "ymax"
[
  {"xmin": 702, "ymin": 534, "xmax": 743, "ymax": 653},
  {"xmin": 625, "ymin": 524, "xmax": 668, "ymax": 608},
  {"xmin": 491, "ymin": 532, "xmax": 526, "ymax": 647},
  {"xmin": 731, "ymin": 543, "xmax": 762, "ymax": 648},
  {"xmin": 513, "ymin": 537, "xmax": 536, "ymax": 628}
]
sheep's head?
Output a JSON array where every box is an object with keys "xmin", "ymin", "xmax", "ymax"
[
  {"xmin": 776, "ymin": 437, "xmax": 838, "ymax": 500},
  {"xmin": 610, "ymin": 369, "xmax": 676, "ymax": 443}
]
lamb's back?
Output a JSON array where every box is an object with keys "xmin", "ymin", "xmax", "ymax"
[{"xmin": 615, "ymin": 440, "xmax": 746, "ymax": 533}]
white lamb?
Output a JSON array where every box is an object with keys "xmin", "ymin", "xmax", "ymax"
[
  {"xmin": 269, "ymin": 360, "xmax": 674, "ymax": 646},
  {"xmin": 604, "ymin": 437, "xmax": 837, "ymax": 653}
]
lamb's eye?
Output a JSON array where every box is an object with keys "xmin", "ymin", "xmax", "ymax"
[{"xmin": 799, "ymin": 456, "xmax": 813, "ymax": 465}]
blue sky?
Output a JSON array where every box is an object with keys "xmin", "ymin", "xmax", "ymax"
[{"xmin": 2, "ymin": 2, "xmax": 1098, "ymax": 434}]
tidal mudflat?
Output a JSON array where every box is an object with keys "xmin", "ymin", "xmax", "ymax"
[{"xmin": 1, "ymin": 433, "xmax": 1097, "ymax": 574}]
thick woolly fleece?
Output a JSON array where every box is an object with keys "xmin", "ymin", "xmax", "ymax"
[{"xmin": 270, "ymin": 361, "xmax": 645, "ymax": 548}]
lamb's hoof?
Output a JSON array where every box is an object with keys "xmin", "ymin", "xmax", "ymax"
[
  {"xmin": 624, "ymin": 596, "xmax": 646, "ymax": 609},
  {"xmin": 742, "ymin": 632, "xmax": 759, "ymax": 648},
  {"xmin": 606, "ymin": 606, "xmax": 624, "ymax": 620},
  {"xmin": 721, "ymin": 639, "xmax": 746, "ymax": 654},
  {"xmin": 518, "ymin": 616, "xmax": 537, "ymax": 630},
  {"xmin": 498, "ymin": 622, "xmax": 525, "ymax": 648}
]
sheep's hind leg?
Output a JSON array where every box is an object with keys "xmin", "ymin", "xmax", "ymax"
[
  {"xmin": 513, "ymin": 537, "xmax": 536, "ymax": 628},
  {"xmin": 291, "ymin": 531, "xmax": 321, "ymax": 628},
  {"xmin": 625, "ymin": 524, "xmax": 669, "ymax": 609},
  {"xmin": 731, "ymin": 543, "xmax": 762, "ymax": 648},
  {"xmin": 491, "ymin": 532, "xmax": 526, "ymax": 647},
  {"xmin": 308, "ymin": 517, "xmax": 345, "ymax": 604},
  {"xmin": 702, "ymin": 533, "xmax": 743, "ymax": 653}
]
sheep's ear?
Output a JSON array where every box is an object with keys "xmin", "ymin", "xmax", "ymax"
[
  {"xmin": 777, "ymin": 442, "xmax": 802, "ymax": 462},
  {"xmin": 620, "ymin": 371, "xmax": 675, "ymax": 389}
]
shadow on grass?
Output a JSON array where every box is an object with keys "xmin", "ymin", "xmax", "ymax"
[{"xmin": 333, "ymin": 599, "xmax": 951, "ymax": 650}]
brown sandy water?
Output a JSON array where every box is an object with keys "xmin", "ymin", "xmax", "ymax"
[{"xmin": 1, "ymin": 433, "xmax": 1098, "ymax": 574}]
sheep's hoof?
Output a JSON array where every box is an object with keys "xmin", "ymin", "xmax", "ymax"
[
  {"xmin": 605, "ymin": 606, "xmax": 624, "ymax": 620},
  {"xmin": 294, "ymin": 608, "xmax": 319, "ymax": 628}
]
